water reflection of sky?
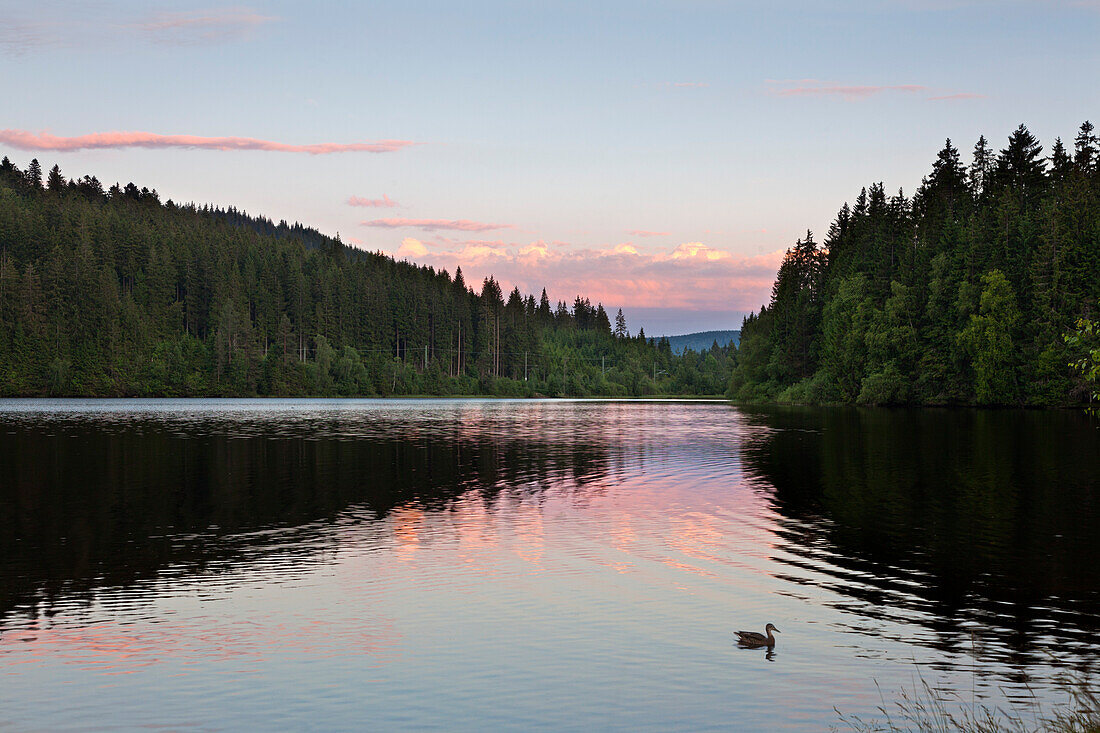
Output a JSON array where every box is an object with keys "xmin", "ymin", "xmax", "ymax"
[{"xmin": 1, "ymin": 399, "xmax": 1097, "ymax": 730}]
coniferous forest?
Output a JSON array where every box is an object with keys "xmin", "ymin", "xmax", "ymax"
[
  {"xmin": 731, "ymin": 123, "xmax": 1100, "ymax": 406},
  {"xmin": 0, "ymin": 155, "xmax": 732, "ymax": 397},
  {"xmin": 3, "ymin": 123, "xmax": 1098, "ymax": 405}
]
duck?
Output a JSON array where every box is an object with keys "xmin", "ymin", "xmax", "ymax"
[{"xmin": 736, "ymin": 623, "xmax": 779, "ymax": 647}]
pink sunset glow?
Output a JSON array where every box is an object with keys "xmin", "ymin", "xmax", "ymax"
[
  {"xmin": 928, "ymin": 92, "xmax": 986, "ymax": 101},
  {"xmin": 0, "ymin": 7, "xmax": 278, "ymax": 55},
  {"xmin": 771, "ymin": 82, "xmax": 927, "ymax": 100},
  {"xmin": 348, "ymin": 195, "xmax": 399, "ymax": 208},
  {"xmin": 132, "ymin": 8, "xmax": 278, "ymax": 43},
  {"xmin": 654, "ymin": 81, "xmax": 710, "ymax": 88},
  {"xmin": 0, "ymin": 130, "xmax": 419, "ymax": 155},
  {"xmin": 397, "ymin": 238, "xmax": 429, "ymax": 257},
  {"xmin": 363, "ymin": 218, "xmax": 516, "ymax": 232},
  {"xmin": 4, "ymin": 614, "xmax": 401, "ymax": 672},
  {"xmin": 387, "ymin": 236, "xmax": 784, "ymax": 312},
  {"xmin": 766, "ymin": 80, "xmax": 985, "ymax": 103}
]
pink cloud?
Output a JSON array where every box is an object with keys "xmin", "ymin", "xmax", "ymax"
[
  {"xmin": 609, "ymin": 243, "xmax": 639, "ymax": 255},
  {"xmin": 459, "ymin": 242, "xmax": 511, "ymax": 260},
  {"xmin": 0, "ymin": 21, "xmax": 56, "ymax": 56},
  {"xmin": 666, "ymin": 242, "xmax": 731, "ymax": 262},
  {"xmin": 0, "ymin": 129, "xmax": 418, "ymax": 154},
  {"xmin": 396, "ymin": 238, "xmax": 428, "ymax": 258},
  {"xmin": 0, "ymin": 7, "xmax": 277, "ymax": 55},
  {"xmin": 363, "ymin": 218, "xmax": 515, "ymax": 232},
  {"xmin": 347, "ymin": 194, "xmax": 399, "ymax": 208},
  {"xmin": 772, "ymin": 83, "xmax": 927, "ymax": 100},
  {"xmin": 765, "ymin": 78, "xmax": 827, "ymax": 85},
  {"xmin": 132, "ymin": 8, "xmax": 278, "ymax": 44},
  {"xmin": 376, "ymin": 236, "xmax": 786, "ymax": 312},
  {"xmin": 768, "ymin": 79, "xmax": 983, "ymax": 103},
  {"xmin": 626, "ymin": 229, "xmax": 671, "ymax": 237},
  {"xmin": 927, "ymin": 92, "xmax": 986, "ymax": 101}
]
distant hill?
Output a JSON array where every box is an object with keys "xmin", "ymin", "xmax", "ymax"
[{"xmin": 663, "ymin": 330, "xmax": 740, "ymax": 355}]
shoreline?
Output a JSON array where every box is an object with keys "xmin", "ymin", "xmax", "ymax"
[{"xmin": 0, "ymin": 394, "xmax": 732, "ymax": 402}]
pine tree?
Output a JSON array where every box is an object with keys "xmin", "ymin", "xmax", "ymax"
[
  {"xmin": 25, "ymin": 159, "xmax": 42, "ymax": 189},
  {"xmin": 1050, "ymin": 138, "xmax": 1072, "ymax": 185},
  {"xmin": 614, "ymin": 308, "xmax": 627, "ymax": 338},
  {"xmin": 920, "ymin": 140, "xmax": 968, "ymax": 208},
  {"xmin": 1073, "ymin": 120, "xmax": 1097, "ymax": 173},
  {"xmin": 538, "ymin": 288, "xmax": 552, "ymax": 322},
  {"xmin": 991, "ymin": 124, "xmax": 1047, "ymax": 203},
  {"xmin": 46, "ymin": 165, "xmax": 65, "ymax": 192},
  {"xmin": 969, "ymin": 135, "xmax": 993, "ymax": 197},
  {"xmin": 594, "ymin": 303, "xmax": 611, "ymax": 335}
]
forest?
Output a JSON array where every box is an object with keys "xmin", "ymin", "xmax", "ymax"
[
  {"xmin": 730, "ymin": 122, "xmax": 1100, "ymax": 406},
  {"xmin": 0, "ymin": 155, "xmax": 733, "ymax": 397}
]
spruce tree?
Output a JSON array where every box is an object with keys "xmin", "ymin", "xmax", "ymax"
[
  {"xmin": 969, "ymin": 135, "xmax": 993, "ymax": 197},
  {"xmin": 46, "ymin": 165, "xmax": 65, "ymax": 192},
  {"xmin": 992, "ymin": 124, "xmax": 1046, "ymax": 202},
  {"xmin": 1073, "ymin": 120, "xmax": 1097, "ymax": 173},
  {"xmin": 1050, "ymin": 138, "xmax": 1072, "ymax": 184},
  {"xmin": 25, "ymin": 159, "xmax": 42, "ymax": 189}
]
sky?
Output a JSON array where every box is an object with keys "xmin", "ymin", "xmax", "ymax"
[{"xmin": 2, "ymin": 0, "xmax": 1098, "ymax": 335}]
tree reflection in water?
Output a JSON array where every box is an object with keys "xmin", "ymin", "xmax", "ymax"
[
  {"xmin": 0, "ymin": 406, "xmax": 615, "ymax": 625},
  {"xmin": 739, "ymin": 406, "xmax": 1100, "ymax": 675},
  {"xmin": 2, "ymin": 400, "xmax": 1097, "ymax": 693}
]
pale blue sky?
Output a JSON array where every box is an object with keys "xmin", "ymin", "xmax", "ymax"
[{"xmin": 2, "ymin": 0, "xmax": 1097, "ymax": 333}]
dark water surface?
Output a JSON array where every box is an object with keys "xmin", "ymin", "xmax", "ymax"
[{"xmin": 1, "ymin": 399, "xmax": 1098, "ymax": 731}]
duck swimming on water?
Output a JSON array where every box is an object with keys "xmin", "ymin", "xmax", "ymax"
[{"xmin": 736, "ymin": 623, "xmax": 779, "ymax": 647}]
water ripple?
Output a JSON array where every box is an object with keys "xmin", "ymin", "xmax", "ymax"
[{"xmin": 0, "ymin": 399, "xmax": 1097, "ymax": 731}]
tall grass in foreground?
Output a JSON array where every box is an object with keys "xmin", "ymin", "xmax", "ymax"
[{"xmin": 834, "ymin": 671, "xmax": 1100, "ymax": 732}]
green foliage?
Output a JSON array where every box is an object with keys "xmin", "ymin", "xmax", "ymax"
[
  {"xmin": 775, "ymin": 370, "xmax": 841, "ymax": 404},
  {"xmin": 820, "ymin": 275, "xmax": 873, "ymax": 400},
  {"xmin": 0, "ymin": 156, "xmax": 731, "ymax": 398},
  {"xmin": 856, "ymin": 363, "xmax": 909, "ymax": 406},
  {"xmin": 1064, "ymin": 305, "xmax": 1100, "ymax": 408},
  {"xmin": 957, "ymin": 270, "xmax": 1021, "ymax": 405},
  {"xmin": 733, "ymin": 124, "xmax": 1100, "ymax": 407}
]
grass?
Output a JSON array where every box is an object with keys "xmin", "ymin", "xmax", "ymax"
[{"xmin": 834, "ymin": 670, "xmax": 1100, "ymax": 733}]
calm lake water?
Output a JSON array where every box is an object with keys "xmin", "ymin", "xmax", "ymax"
[{"xmin": 1, "ymin": 399, "xmax": 1098, "ymax": 731}]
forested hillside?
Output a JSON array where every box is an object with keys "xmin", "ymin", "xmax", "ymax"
[
  {"xmin": 0, "ymin": 156, "xmax": 732, "ymax": 397},
  {"xmin": 730, "ymin": 122, "xmax": 1100, "ymax": 406},
  {"xmin": 664, "ymin": 330, "xmax": 740, "ymax": 355}
]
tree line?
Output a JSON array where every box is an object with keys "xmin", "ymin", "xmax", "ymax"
[
  {"xmin": 730, "ymin": 122, "xmax": 1100, "ymax": 406},
  {"xmin": 0, "ymin": 155, "xmax": 732, "ymax": 397}
]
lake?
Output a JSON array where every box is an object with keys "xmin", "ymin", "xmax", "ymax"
[{"xmin": 1, "ymin": 399, "xmax": 1098, "ymax": 731}]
